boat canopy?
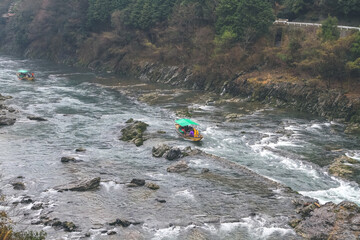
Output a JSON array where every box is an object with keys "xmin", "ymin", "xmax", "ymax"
[
  {"xmin": 175, "ymin": 118, "xmax": 199, "ymax": 127},
  {"xmin": 18, "ymin": 69, "xmax": 29, "ymax": 73}
]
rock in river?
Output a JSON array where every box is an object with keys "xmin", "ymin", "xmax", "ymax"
[
  {"xmin": 329, "ymin": 156, "xmax": 360, "ymax": 184},
  {"xmin": 12, "ymin": 182, "xmax": 26, "ymax": 190},
  {"xmin": 120, "ymin": 120, "xmax": 149, "ymax": 146},
  {"xmin": 0, "ymin": 116, "xmax": 16, "ymax": 126},
  {"xmin": 27, "ymin": 115, "xmax": 47, "ymax": 121},
  {"xmin": 164, "ymin": 147, "xmax": 182, "ymax": 160},
  {"xmin": 167, "ymin": 160, "xmax": 189, "ymax": 173},
  {"xmin": 55, "ymin": 177, "xmax": 101, "ymax": 192},
  {"xmin": 290, "ymin": 200, "xmax": 360, "ymax": 240},
  {"xmin": 152, "ymin": 144, "xmax": 170, "ymax": 157}
]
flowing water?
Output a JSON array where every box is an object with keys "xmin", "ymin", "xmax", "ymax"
[{"xmin": 0, "ymin": 56, "xmax": 360, "ymax": 239}]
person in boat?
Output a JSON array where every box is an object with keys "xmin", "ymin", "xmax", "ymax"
[
  {"xmin": 179, "ymin": 126, "xmax": 186, "ymax": 134},
  {"xmin": 186, "ymin": 126, "xmax": 194, "ymax": 136},
  {"xmin": 189, "ymin": 129, "xmax": 194, "ymax": 137}
]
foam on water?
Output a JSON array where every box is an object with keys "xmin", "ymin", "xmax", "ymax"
[
  {"xmin": 150, "ymin": 226, "xmax": 182, "ymax": 240},
  {"xmin": 100, "ymin": 181, "xmax": 122, "ymax": 192},
  {"xmin": 174, "ymin": 189, "xmax": 195, "ymax": 200},
  {"xmin": 239, "ymin": 215, "xmax": 295, "ymax": 240},
  {"xmin": 299, "ymin": 178, "xmax": 360, "ymax": 205},
  {"xmin": 345, "ymin": 151, "xmax": 360, "ymax": 161}
]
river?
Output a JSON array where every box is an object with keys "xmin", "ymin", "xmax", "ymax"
[{"xmin": 0, "ymin": 56, "xmax": 359, "ymax": 239}]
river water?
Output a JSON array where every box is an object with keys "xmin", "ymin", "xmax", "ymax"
[{"xmin": 0, "ymin": 56, "xmax": 359, "ymax": 239}]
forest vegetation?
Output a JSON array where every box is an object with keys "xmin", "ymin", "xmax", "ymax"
[{"xmin": 0, "ymin": 0, "xmax": 359, "ymax": 92}]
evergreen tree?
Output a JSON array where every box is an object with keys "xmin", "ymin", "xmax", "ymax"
[
  {"xmin": 320, "ymin": 15, "xmax": 340, "ymax": 42},
  {"xmin": 216, "ymin": 0, "xmax": 275, "ymax": 44}
]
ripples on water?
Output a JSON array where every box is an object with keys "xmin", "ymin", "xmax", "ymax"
[{"xmin": 0, "ymin": 56, "xmax": 359, "ymax": 239}]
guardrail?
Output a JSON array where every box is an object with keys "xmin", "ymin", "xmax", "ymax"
[{"xmin": 274, "ymin": 20, "xmax": 360, "ymax": 31}]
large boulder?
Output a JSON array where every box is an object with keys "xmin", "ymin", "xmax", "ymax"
[
  {"xmin": 290, "ymin": 200, "xmax": 360, "ymax": 240},
  {"xmin": 164, "ymin": 148, "xmax": 182, "ymax": 160},
  {"xmin": 329, "ymin": 156, "xmax": 360, "ymax": 184},
  {"xmin": 120, "ymin": 120, "xmax": 149, "ymax": 146}
]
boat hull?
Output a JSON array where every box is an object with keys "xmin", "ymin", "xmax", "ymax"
[
  {"xmin": 16, "ymin": 73, "xmax": 34, "ymax": 81},
  {"xmin": 175, "ymin": 124, "xmax": 203, "ymax": 142}
]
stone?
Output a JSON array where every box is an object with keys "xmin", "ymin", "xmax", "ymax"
[
  {"xmin": 63, "ymin": 221, "xmax": 76, "ymax": 232},
  {"xmin": 61, "ymin": 156, "xmax": 78, "ymax": 163},
  {"xmin": 75, "ymin": 147, "xmax": 86, "ymax": 152},
  {"xmin": 120, "ymin": 120, "xmax": 148, "ymax": 146},
  {"xmin": 27, "ymin": 115, "xmax": 47, "ymax": 121},
  {"xmin": 125, "ymin": 118, "xmax": 134, "ymax": 123},
  {"xmin": 31, "ymin": 203, "xmax": 43, "ymax": 210},
  {"xmin": 291, "ymin": 201, "xmax": 360, "ymax": 240},
  {"xmin": 329, "ymin": 156, "xmax": 360, "ymax": 184},
  {"xmin": 56, "ymin": 177, "xmax": 101, "ymax": 191},
  {"xmin": 109, "ymin": 218, "xmax": 132, "ymax": 227},
  {"xmin": 164, "ymin": 148, "xmax": 182, "ymax": 160},
  {"xmin": 152, "ymin": 144, "xmax": 170, "ymax": 158},
  {"xmin": 0, "ymin": 116, "xmax": 16, "ymax": 126},
  {"xmin": 201, "ymin": 168, "xmax": 210, "ymax": 173},
  {"xmin": 130, "ymin": 178, "xmax": 145, "ymax": 186},
  {"xmin": 345, "ymin": 123, "xmax": 360, "ymax": 135},
  {"xmin": 146, "ymin": 182, "xmax": 159, "ymax": 190},
  {"xmin": 167, "ymin": 160, "xmax": 189, "ymax": 173},
  {"xmin": 107, "ymin": 231, "xmax": 117, "ymax": 235},
  {"xmin": 20, "ymin": 196, "xmax": 33, "ymax": 204},
  {"xmin": 12, "ymin": 182, "xmax": 25, "ymax": 190}
]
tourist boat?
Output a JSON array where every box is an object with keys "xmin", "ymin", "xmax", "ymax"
[
  {"xmin": 175, "ymin": 118, "xmax": 203, "ymax": 142},
  {"xmin": 16, "ymin": 70, "xmax": 35, "ymax": 81}
]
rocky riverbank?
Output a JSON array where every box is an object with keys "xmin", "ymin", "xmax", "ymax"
[{"xmin": 134, "ymin": 63, "xmax": 360, "ymax": 134}]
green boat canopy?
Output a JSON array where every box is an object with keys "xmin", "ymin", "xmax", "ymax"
[
  {"xmin": 175, "ymin": 118, "xmax": 199, "ymax": 126},
  {"xmin": 18, "ymin": 69, "xmax": 29, "ymax": 73}
]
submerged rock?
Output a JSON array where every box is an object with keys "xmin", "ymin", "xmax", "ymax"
[
  {"xmin": 27, "ymin": 115, "xmax": 47, "ymax": 121},
  {"xmin": 75, "ymin": 147, "xmax": 86, "ymax": 152},
  {"xmin": 120, "ymin": 120, "xmax": 149, "ymax": 146}
]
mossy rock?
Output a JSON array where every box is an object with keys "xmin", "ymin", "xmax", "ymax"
[
  {"xmin": 120, "ymin": 121, "xmax": 149, "ymax": 146},
  {"xmin": 176, "ymin": 108, "xmax": 192, "ymax": 117},
  {"xmin": 329, "ymin": 156, "xmax": 360, "ymax": 184},
  {"xmin": 344, "ymin": 123, "xmax": 360, "ymax": 135}
]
